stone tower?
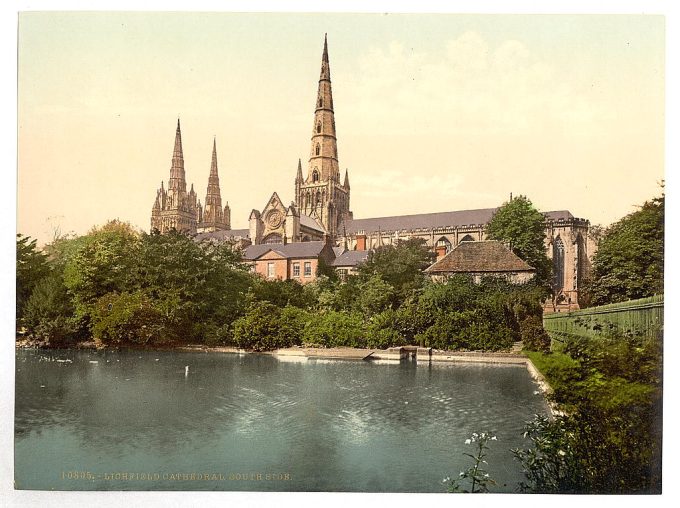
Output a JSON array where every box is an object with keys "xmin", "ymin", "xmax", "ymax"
[
  {"xmin": 197, "ymin": 138, "xmax": 231, "ymax": 233},
  {"xmin": 295, "ymin": 34, "xmax": 351, "ymax": 236},
  {"xmin": 151, "ymin": 119, "xmax": 199, "ymax": 234}
]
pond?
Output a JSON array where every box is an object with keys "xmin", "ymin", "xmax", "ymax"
[{"xmin": 15, "ymin": 349, "xmax": 549, "ymax": 492}]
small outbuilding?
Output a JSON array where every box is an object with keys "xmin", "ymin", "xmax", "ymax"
[{"xmin": 425, "ymin": 240, "xmax": 535, "ymax": 284}]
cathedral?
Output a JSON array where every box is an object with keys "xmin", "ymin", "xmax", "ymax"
[{"xmin": 150, "ymin": 35, "xmax": 595, "ymax": 309}]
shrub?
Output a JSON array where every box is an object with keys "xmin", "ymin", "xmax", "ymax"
[
  {"xmin": 302, "ymin": 311, "xmax": 365, "ymax": 348},
  {"xmin": 91, "ymin": 291, "xmax": 168, "ymax": 345},
  {"xmin": 232, "ymin": 302, "xmax": 284, "ymax": 351},
  {"xmin": 23, "ymin": 273, "xmax": 81, "ymax": 345},
  {"xmin": 520, "ymin": 315, "xmax": 551, "ymax": 352}
]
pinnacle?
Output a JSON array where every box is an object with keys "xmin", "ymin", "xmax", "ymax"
[{"xmin": 210, "ymin": 138, "xmax": 219, "ymax": 176}]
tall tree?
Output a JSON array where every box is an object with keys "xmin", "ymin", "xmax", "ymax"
[
  {"xmin": 486, "ymin": 195, "xmax": 552, "ymax": 290},
  {"xmin": 357, "ymin": 237, "xmax": 434, "ymax": 305},
  {"xmin": 16, "ymin": 234, "xmax": 50, "ymax": 323},
  {"xmin": 584, "ymin": 193, "xmax": 664, "ymax": 305}
]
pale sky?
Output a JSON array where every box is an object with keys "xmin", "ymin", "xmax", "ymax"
[{"xmin": 17, "ymin": 12, "xmax": 664, "ymax": 245}]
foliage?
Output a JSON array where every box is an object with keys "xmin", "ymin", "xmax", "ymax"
[
  {"xmin": 583, "ymin": 193, "xmax": 664, "ymax": 305},
  {"xmin": 302, "ymin": 311, "xmax": 365, "ymax": 348},
  {"xmin": 63, "ymin": 220, "xmax": 141, "ymax": 322},
  {"xmin": 16, "ymin": 234, "xmax": 50, "ymax": 322},
  {"xmin": 356, "ymin": 274, "xmax": 395, "ymax": 317},
  {"xmin": 519, "ymin": 316, "xmax": 550, "ymax": 352},
  {"xmin": 445, "ymin": 432, "xmax": 498, "ymax": 493},
  {"xmin": 357, "ymin": 237, "xmax": 434, "ymax": 305},
  {"xmin": 232, "ymin": 302, "xmax": 285, "ymax": 351},
  {"xmin": 90, "ymin": 291, "xmax": 168, "ymax": 345},
  {"xmin": 23, "ymin": 272, "xmax": 80, "ymax": 345},
  {"xmin": 486, "ymin": 195, "xmax": 552, "ymax": 290},
  {"xmin": 517, "ymin": 333, "xmax": 662, "ymax": 493},
  {"xmin": 365, "ymin": 309, "xmax": 407, "ymax": 349},
  {"xmin": 250, "ymin": 277, "xmax": 316, "ymax": 309}
]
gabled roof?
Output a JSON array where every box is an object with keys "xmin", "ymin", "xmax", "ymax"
[
  {"xmin": 341, "ymin": 208, "xmax": 576, "ymax": 235},
  {"xmin": 243, "ymin": 241, "xmax": 328, "ymax": 261},
  {"xmin": 332, "ymin": 250, "xmax": 370, "ymax": 268},
  {"xmin": 426, "ymin": 240, "xmax": 535, "ymax": 274},
  {"xmin": 195, "ymin": 229, "xmax": 250, "ymax": 242}
]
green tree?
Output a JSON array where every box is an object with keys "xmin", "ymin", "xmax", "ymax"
[
  {"xmin": 16, "ymin": 234, "xmax": 50, "ymax": 323},
  {"xmin": 357, "ymin": 237, "xmax": 434, "ymax": 305},
  {"xmin": 584, "ymin": 193, "xmax": 664, "ymax": 305},
  {"xmin": 486, "ymin": 196, "xmax": 552, "ymax": 290},
  {"xmin": 23, "ymin": 272, "xmax": 79, "ymax": 345},
  {"xmin": 63, "ymin": 220, "xmax": 141, "ymax": 322}
]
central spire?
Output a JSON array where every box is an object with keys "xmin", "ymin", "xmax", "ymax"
[
  {"xmin": 308, "ymin": 34, "xmax": 339, "ymax": 183},
  {"xmin": 168, "ymin": 118, "xmax": 186, "ymax": 192}
]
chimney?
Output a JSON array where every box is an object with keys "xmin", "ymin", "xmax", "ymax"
[
  {"xmin": 436, "ymin": 245, "xmax": 447, "ymax": 261},
  {"xmin": 356, "ymin": 230, "xmax": 366, "ymax": 251}
]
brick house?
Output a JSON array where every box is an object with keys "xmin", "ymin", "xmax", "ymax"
[{"xmin": 243, "ymin": 241, "xmax": 336, "ymax": 284}]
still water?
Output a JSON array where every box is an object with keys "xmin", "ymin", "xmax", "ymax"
[{"xmin": 15, "ymin": 349, "xmax": 549, "ymax": 492}]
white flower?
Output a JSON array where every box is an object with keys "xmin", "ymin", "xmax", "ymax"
[
  {"xmin": 558, "ymin": 450, "xmax": 566, "ymax": 456},
  {"xmin": 465, "ymin": 439, "xmax": 471, "ymax": 445},
  {"xmin": 491, "ymin": 436, "xmax": 497, "ymax": 441}
]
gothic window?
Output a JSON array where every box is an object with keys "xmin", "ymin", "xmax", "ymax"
[
  {"xmin": 436, "ymin": 237, "xmax": 452, "ymax": 252},
  {"xmin": 316, "ymin": 122, "xmax": 321, "ymax": 133},
  {"xmin": 316, "ymin": 143, "xmax": 321, "ymax": 156},
  {"xmin": 553, "ymin": 236, "xmax": 565, "ymax": 291},
  {"xmin": 312, "ymin": 170, "xmax": 319, "ymax": 183},
  {"xmin": 576, "ymin": 233, "xmax": 587, "ymax": 291},
  {"xmin": 460, "ymin": 234, "xmax": 475, "ymax": 243},
  {"xmin": 316, "ymin": 190, "xmax": 322, "ymax": 206},
  {"xmin": 263, "ymin": 233, "xmax": 283, "ymax": 244}
]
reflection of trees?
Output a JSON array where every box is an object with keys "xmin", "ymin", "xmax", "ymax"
[{"xmin": 16, "ymin": 351, "xmax": 549, "ymax": 492}]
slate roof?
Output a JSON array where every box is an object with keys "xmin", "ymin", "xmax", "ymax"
[
  {"xmin": 194, "ymin": 229, "xmax": 250, "ymax": 242},
  {"xmin": 426, "ymin": 240, "xmax": 535, "ymax": 274},
  {"xmin": 341, "ymin": 208, "xmax": 575, "ymax": 234},
  {"xmin": 243, "ymin": 241, "xmax": 328, "ymax": 261},
  {"xmin": 332, "ymin": 250, "xmax": 370, "ymax": 268},
  {"xmin": 300, "ymin": 214, "xmax": 326, "ymax": 232}
]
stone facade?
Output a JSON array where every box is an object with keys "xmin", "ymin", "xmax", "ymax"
[
  {"xmin": 150, "ymin": 34, "xmax": 596, "ymax": 305},
  {"xmin": 151, "ymin": 122, "xmax": 230, "ymax": 235}
]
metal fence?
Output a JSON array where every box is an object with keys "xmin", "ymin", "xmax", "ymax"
[{"xmin": 543, "ymin": 295, "xmax": 664, "ymax": 342}]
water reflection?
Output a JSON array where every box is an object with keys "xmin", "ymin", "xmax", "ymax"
[{"xmin": 15, "ymin": 349, "xmax": 549, "ymax": 492}]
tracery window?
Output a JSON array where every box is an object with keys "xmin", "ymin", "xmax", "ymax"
[{"xmin": 553, "ymin": 236, "xmax": 565, "ymax": 291}]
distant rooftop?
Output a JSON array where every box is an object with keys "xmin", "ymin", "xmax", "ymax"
[
  {"xmin": 194, "ymin": 229, "xmax": 250, "ymax": 242},
  {"xmin": 243, "ymin": 241, "xmax": 328, "ymax": 260},
  {"xmin": 332, "ymin": 250, "xmax": 370, "ymax": 268},
  {"xmin": 342, "ymin": 208, "xmax": 576, "ymax": 235}
]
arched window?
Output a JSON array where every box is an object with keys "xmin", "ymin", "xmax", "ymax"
[
  {"xmin": 460, "ymin": 234, "xmax": 475, "ymax": 243},
  {"xmin": 315, "ymin": 143, "xmax": 321, "ymax": 156},
  {"xmin": 553, "ymin": 236, "xmax": 565, "ymax": 291},
  {"xmin": 263, "ymin": 233, "xmax": 283, "ymax": 245},
  {"xmin": 316, "ymin": 122, "xmax": 321, "ymax": 133},
  {"xmin": 436, "ymin": 236, "xmax": 452, "ymax": 252},
  {"xmin": 316, "ymin": 190, "xmax": 322, "ymax": 207},
  {"xmin": 312, "ymin": 170, "xmax": 319, "ymax": 183}
]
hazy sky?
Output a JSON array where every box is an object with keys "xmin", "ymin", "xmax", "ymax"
[{"xmin": 17, "ymin": 12, "xmax": 664, "ymax": 245}]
